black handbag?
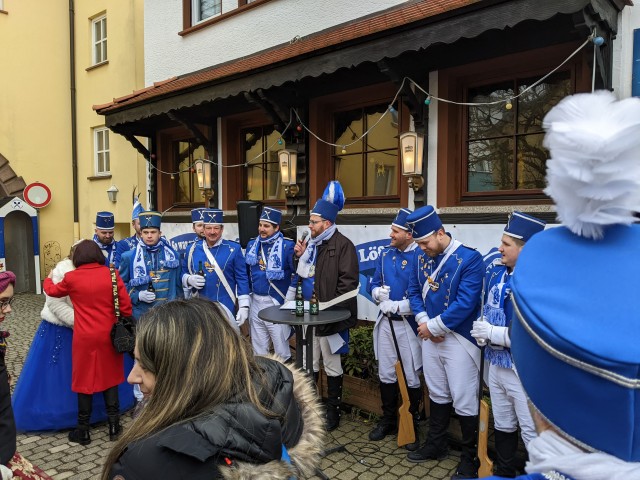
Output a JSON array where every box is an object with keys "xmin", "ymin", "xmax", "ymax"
[{"xmin": 109, "ymin": 267, "xmax": 136, "ymax": 354}]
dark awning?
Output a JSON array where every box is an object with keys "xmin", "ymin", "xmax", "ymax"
[{"xmin": 98, "ymin": 0, "xmax": 625, "ymax": 130}]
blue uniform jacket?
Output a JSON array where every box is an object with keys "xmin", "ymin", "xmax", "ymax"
[
  {"xmin": 113, "ymin": 235, "xmax": 138, "ymax": 269},
  {"xmin": 246, "ymin": 237, "xmax": 297, "ymax": 303},
  {"xmin": 371, "ymin": 244, "xmax": 418, "ymax": 333},
  {"xmin": 182, "ymin": 239, "xmax": 250, "ymax": 315},
  {"xmin": 119, "ymin": 248, "xmax": 184, "ymax": 319},
  {"xmin": 408, "ymin": 238, "xmax": 484, "ymax": 343}
]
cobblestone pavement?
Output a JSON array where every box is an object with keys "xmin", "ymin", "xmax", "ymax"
[{"xmin": 5, "ymin": 293, "xmax": 461, "ymax": 479}]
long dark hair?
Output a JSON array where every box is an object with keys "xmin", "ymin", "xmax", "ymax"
[{"xmin": 72, "ymin": 240, "xmax": 105, "ymax": 267}]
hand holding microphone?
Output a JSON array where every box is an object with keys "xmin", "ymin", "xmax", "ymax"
[{"xmin": 294, "ymin": 230, "xmax": 309, "ymax": 258}]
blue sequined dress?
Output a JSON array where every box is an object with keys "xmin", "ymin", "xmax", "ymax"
[{"xmin": 11, "ymin": 258, "xmax": 134, "ymax": 432}]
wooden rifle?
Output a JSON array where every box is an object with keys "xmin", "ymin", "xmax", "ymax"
[
  {"xmin": 477, "ymin": 277, "xmax": 494, "ymax": 477},
  {"xmin": 388, "ymin": 315, "xmax": 415, "ymax": 447}
]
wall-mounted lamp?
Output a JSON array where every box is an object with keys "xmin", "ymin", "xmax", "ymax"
[
  {"xmin": 278, "ymin": 149, "xmax": 299, "ymax": 197},
  {"xmin": 194, "ymin": 159, "xmax": 213, "ymax": 205},
  {"xmin": 400, "ymin": 131, "xmax": 425, "ymax": 191},
  {"xmin": 107, "ymin": 185, "xmax": 119, "ymax": 203}
]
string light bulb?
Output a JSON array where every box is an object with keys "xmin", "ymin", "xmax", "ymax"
[
  {"xmin": 341, "ymin": 146, "xmax": 347, "ymax": 154},
  {"xmin": 388, "ymin": 105, "xmax": 396, "ymax": 114},
  {"xmin": 277, "ymin": 138, "xmax": 283, "ymax": 145},
  {"xmin": 170, "ymin": 173, "xmax": 175, "ymax": 180},
  {"xmin": 592, "ymin": 36, "xmax": 605, "ymax": 46},
  {"xmin": 424, "ymin": 96, "xmax": 431, "ymax": 105},
  {"xmin": 296, "ymin": 125, "xmax": 302, "ymax": 132},
  {"xmin": 505, "ymin": 101, "xmax": 513, "ymax": 110}
]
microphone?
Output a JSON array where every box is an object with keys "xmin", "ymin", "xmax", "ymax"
[{"xmin": 299, "ymin": 230, "xmax": 309, "ymax": 243}]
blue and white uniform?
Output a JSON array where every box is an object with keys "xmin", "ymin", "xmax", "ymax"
[
  {"xmin": 246, "ymin": 230, "xmax": 296, "ymax": 361},
  {"xmin": 371, "ymin": 243, "xmax": 421, "ymax": 387},
  {"xmin": 182, "ymin": 237, "xmax": 250, "ymax": 327}
]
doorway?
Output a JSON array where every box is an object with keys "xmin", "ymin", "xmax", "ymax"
[{"xmin": 5, "ymin": 210, "xmax": 36, "ymax": 292}]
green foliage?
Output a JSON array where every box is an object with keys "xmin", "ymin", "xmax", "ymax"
[{"xmin": 342, "ymin": 324, "xmax": 378, "ymax": 381}]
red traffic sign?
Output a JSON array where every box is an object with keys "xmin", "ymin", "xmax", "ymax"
[{"xmin": 23, "ymin": 182, "xmax": 52, "ymax": 209}]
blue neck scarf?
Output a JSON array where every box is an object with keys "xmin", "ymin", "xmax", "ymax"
[
  {"xmin": 483, "ymin": 271, "xmax": 512, "ymax": 369},
  {"xmin": 129, "ymin": 236, "xmax": 179, "ymax": 287},
  {"xmin": 245, "ymin": 231, "xmax": 285, "ymax": 280},
  {"xmin": 93, "ymin": 234, "xmax": 116, "ymax": 265},
  {"xmin": 296, "ymin": 224, "xmax": 337, "ymax": 278}
]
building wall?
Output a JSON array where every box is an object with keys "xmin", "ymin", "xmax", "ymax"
[
  {"xmin": 612, "ymin": 5, "xmax": 640, "ymax": 98},
  {"xmin": 144, "ymin": 0, "xmax": 409, "ymax": 84},
  {"xmin": 0, "ymin": 0, "xmax": 146, "ymax": 279}
]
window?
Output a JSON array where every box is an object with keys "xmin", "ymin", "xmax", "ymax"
[
  {"xmin": 333, "ymin": 103, "xmax": 400, "ymax": 201},
  {"xmin": 92, "ymin": 15, "xmax": 107, "ymax": 65},
  {"xmin": 94, "ymin": 128, "xmax": 110, "ymax": 175},
  {"xmin": 192, "ymin": 0, "xmax": 221, "ymax": 24},
  {"xmin": 465, "ymin": 71, "xmax": 571, "ymax": 195},
  {"xmin": 174, "ymin": 139, "xmax": 206, "ymax": 204},
  {"xmin": 244, "ymin": 126, "xmax": 285, "ymax": 202}
]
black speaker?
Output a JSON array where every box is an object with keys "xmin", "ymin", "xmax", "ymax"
[{"xmin": 236, "ymin": 200, "xmax": 263, "ymax": 248}]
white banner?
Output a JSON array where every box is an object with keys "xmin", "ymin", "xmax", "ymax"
[{"xmin": 163, "ymin": 221, "xmax": 508, "ymax": 322}]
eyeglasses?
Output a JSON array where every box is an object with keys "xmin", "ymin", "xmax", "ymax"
[
  {"xmin": 0, "ymin": 297, "xmax": 14, "ymax": 310},
  {"xmin": 309, "ymin": 219, "xmax": 324, "ymax": 225}
]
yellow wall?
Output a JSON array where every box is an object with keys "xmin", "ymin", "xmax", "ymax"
[{"xmin": 0, "ymin": 0, "xmax": 145, "ymax": 278}]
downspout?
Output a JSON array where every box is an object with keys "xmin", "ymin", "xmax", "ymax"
[{"xmin": 69, "ymin": 0, "xmax": 80, "ymax": 239}]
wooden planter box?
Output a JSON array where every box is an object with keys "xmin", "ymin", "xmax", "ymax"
[{"xmin": 318, "ymin": 369, "xmax": 382, "ymax": 415}]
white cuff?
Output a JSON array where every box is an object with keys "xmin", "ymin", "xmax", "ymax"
[
  {"xmin": 490, "ymin": 325, "xmax": 511, "ymax": 348},
  {"xmin": 285, "ymin": 286, "xmax": 297, "ymax": 301},
  {"xmin": 238, "ymin": 295, "xmax": 250, "ymax": 309},
  {"xmin": 371, "ymin": 287, "xmax": 380, "ymax": 303},
  {"xmin": 397, "ymin": 299, "xmax": 412, "ymax": 316},
  {"xmin": 415, "ymin": 312, "xmax": 428, "ymax": 324},
  {"xmin": 427, "ymin": 315, "xmax": 450, "ymax": 337},
  {"xmin": 181, "ymin": 274, "xmax": 190, "ymax": 288}
]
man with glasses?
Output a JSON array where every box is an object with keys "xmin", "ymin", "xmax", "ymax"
[
  {"xmin": 182, "ymin": 209, "xmax": 250, "ymax": 331},
  {"xmin": 94, "ymin": 211, "xmax": 119, "ymax": 267},
  {"xmin": 294, "ymin": 181, "xmax": 358, "ymax": 431}
]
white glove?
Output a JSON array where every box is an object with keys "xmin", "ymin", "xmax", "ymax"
[
  {"xmin": 379, "ymin": 300, "xmax": 399, "ymax": 315},
  {"xmin": 372, "ymin": 285, "xmax": 390, "ymax": 303},
  {"xmin": 0, "ymin": 464, "xmax": 13, "ymax": 480},
  {"xmin": 187, "ymin": 275, "xmax": 206, "ymax": 289},
  {"xmin": 138, "ymin": 290, "xmax": 156, "ymax": 303},
  {"xmin": 489, "ymin": 325, "xmax": 511, "ymax": 348},
  {"xmin": 235, "ymin": 307, "xmax": 249, "ymax": 327},
  {"xmin": 471, "ymin": 319, "xmax": 491, "ymax": 346},
  {"xmin": 285, "ymin": 286, "xmax": 296, "ymax": 302}
]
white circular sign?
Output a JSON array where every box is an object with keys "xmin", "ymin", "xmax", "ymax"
[{"xmin": 23, "ymin": 182, "xmax": 52, "ymax": 209}]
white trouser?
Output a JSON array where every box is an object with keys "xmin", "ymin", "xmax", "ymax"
[
  {"xmin": 422, "ymin": 334, "xmax": 479, "ymax": 416},
  {"xmin": 302, "ymin": 334, "xmax": 343, "ymax": 376},
  {"xmin": 377, "ymin": 319, "xmax": 421, "ymax": 388},
  {"xmin": 488, "ymin": 363, "xmax": 536, "ymax": 446},
  {"xmin": 249, "ymin": 294, "xmax": 292, "ymax": 360}
]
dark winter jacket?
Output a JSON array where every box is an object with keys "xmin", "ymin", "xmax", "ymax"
[
  {"xmin": 314, "ymin": 230, "xmax": 359, "ymax": 336},
  {"xmin": 0, "ymin": 351, "xmax": 16, "ymax": 465},
  {"xmin": 108, "ymin": 356, "xmax": 324, "ymax": 480}
]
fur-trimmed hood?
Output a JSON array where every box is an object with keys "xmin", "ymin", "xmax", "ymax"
[{"xmin": 41, "ymin": 258, "xmax": 75, "ymax": 328}]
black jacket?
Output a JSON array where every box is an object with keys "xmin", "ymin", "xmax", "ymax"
[
  {"xmin": 0, "ymin": 351, "xmax": 16, "ymax": 465},
  {"xmin": 109, "ymin": 356, "xmax": 324, "ymax": 480},
  {"xmin": 314, "ymin": 230, "xmax": 359, "ymax": 336}
]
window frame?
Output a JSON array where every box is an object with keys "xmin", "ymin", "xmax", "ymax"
[
  {"xmin": 242, "ymin": 125, "xmax": 287, "ymax": 205},
  {"xmin": 181, "ymin": 0, "xmax": 273, "ymax": 35},
  {"xmin": 190, "ymin": 0, "xmax": 222, "ymax": 25},
  {"xmin": 91, "ymin": 14, "xmax": 107, "ymax": 65},
  {"xmin": 93, "ymin": 127, "xmax": 111, "ymax": 176},
  {"xmin": 436, "ymin": 42, "xmax": 591, "ymax": 207}
]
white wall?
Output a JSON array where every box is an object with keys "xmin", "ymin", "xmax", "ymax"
[
  {"xmin": 145, "ymin": 0, "xmax": 409, "ymax": 84},
  {"xmin": 612, "ymin": 5, "xmax": 640, "ymax": 98}
]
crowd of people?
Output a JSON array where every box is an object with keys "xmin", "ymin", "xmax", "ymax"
[{"xmin": 1, "ymin": 91, "xmax": 639, "ymax": 480}]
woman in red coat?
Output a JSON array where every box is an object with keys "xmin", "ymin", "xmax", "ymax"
[{"xmin": 44, "ymin": 240, "xmax": 132, "ymax": 446}]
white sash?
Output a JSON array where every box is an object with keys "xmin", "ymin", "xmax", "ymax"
[
  {"xmin": 421, "ymin": 239, "xmax": 462, "ymax": 300},
  {"xmin": 260, "ymin": 247, "xmax": 285, "ymax": 300},
  {"xmin": 202, "ymin": 242, "xmax": 236, "ymax": 305}
]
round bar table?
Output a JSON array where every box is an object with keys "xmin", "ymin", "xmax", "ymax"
[{"xmin": 258, "ymin": 305, "xmax": 350, "ymax": 376}]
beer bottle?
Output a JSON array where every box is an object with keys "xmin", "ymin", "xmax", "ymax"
[
  {"xmin": 147, "ymin": 280, "xmax": 155, "ymax": 293},
  {"xmin": 310, "ymin": 289, "xmax": 319, "ymax": 315},
  {"xmin": 197, "ymin": 261, "xmax": 205, "ymax": 277},
  {"xmin": 295, "ymin": 278, "xmax": 304, "ymax": 317}
]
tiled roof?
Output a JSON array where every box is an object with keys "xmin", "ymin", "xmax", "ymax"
[{"xmin": 94, "ymin": 0, "xmax": 478, "ymax": 113}]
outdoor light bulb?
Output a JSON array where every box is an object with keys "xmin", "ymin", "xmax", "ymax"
[
  {"xmin": 341, "ymin": 147, "xmax": 347, "ymax": 154},
  {"xmin": 278, "ymin": 138, "xmax": 283, "ymax": 145},
  {"xmin": 592, "ymin": 36, "xmax": 605, "ymax": 46},
  {"xmin": 296, "ymin": 125, "xmax": 302, "ymax": 132},
  {"xmin": 170, "ymin": 174, "xmax": 175, "ymax": 180},
  {"xmin": 424, "ymin": 96, "xmax": 431, "ymax": 105},
  {"xmin": 505, "ymin": 101, "xmax": 513, "ymax": 110}
]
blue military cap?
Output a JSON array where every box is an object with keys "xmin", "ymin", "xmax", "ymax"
[
  {"xmin": 405, "ymin": 205, "xmax": 442, "ymax": 240},
  {"xmin": 511, "ymin": 91, "xmax": 640, "ymax": 462},
  {"xmin": 203, "ymin": 208, "xmax": 223, "ymax": 225},
  {"xmin": 260, "ymin": 206, "xmax": 282, "ymax": 225},
  {"xmin": 503, "ymin": 211, "xmax": 546, "ymax": 242},
  {"xmin": 96, "ymin": 211, "xmax": 115, "ymax": 230},
  {"xmin": 139, "ymin": 211, "xmax": 162, "ymax": 229},
  {"xmin": 391, "ymin": 208, "xmax": 412, "ymax": 231},
  {"xmin": 191, "ymin": 207, "xmax": 206, "ymax": 224},
  {"xmin": 131, "ymin": 193, "xmax": 144, "ymax": 221}
]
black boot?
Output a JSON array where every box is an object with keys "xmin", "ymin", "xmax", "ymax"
[
  {"xmin": 494, "ymin": 429, "xmax": 519, "ymax": 478},
  {"xmin": 103, "ymin": 386, "xmax": 122, "ymax": 441},
  {"xmin": 69, "ymin": 393, "xmax": 92, "ymax": 446},
  {"xmin": 407, "ymin": 400, "xmax": 452, "ymax": 462},
  {"xmin": 451, "ymin": 415, "xmax": 480, "ymax": 480},
  {"xmin": 404, "ymin": 386, "xmax": 423, "ymax": 451},
  {"xmin": 326, "ymin": 375, "xmax": 343, "ymax": 432},
  {"xmin": 369, "ymin": 382, "xmax": 399, "ymax": 441}
]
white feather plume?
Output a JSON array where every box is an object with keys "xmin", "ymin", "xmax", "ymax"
[{"xmin": 542, "ymin": 91, "xmax": 640, "ymax": 239}]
